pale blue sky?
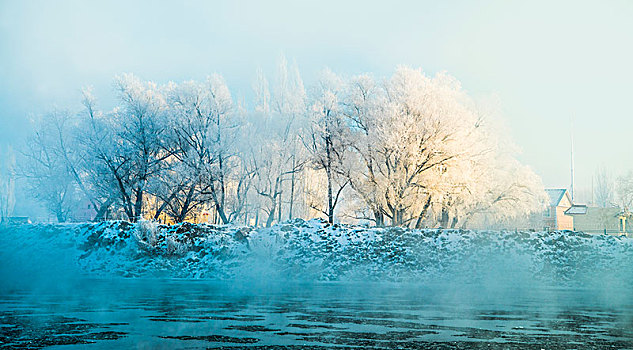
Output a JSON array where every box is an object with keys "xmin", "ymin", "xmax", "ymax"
[{"xmin": 1, "ymin": 0, "xmax": 632, "ymax": 200}]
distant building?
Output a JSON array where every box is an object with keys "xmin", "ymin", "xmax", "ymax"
[
  {"xmin": 565, "ymin": 204, "xmax": 587, "ymax": 216},
  {"xmin": 571, "ymin": 206, "xmax": 632, "ymax": 236},
  {"xmin": 543, "ymin": 189, "xmax": 574, "ymax": 230},
  {"xmin": 71, "ymin": 200, "xmax": 97, "ymax": 222}
]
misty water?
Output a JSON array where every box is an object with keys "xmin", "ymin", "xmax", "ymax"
[{"xmin": 2, "ymin": 278, "xmax": 633, "ymax": 349}]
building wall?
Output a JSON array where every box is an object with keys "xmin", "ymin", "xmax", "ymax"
[
  {"xmin": 71, "ymin": 200, "xmax": 97, "ymax": 222},
  {"xmin": 542, "ymin": 202, "xmax": 573, "ymax": 231},
  {"xmin": 553, "ymin": 193, "xmax": 573, "ymax": 230},
  {"xmin": 555, "ymin": 206, "xmax": 573, "ymax": 230},
  {"xmin": 573, "ymin": 207, "xmax": 626, "ymax": 235},
  {"xmin": 543, "ymin": 206, "xmax": 556, "ymax": 230}
]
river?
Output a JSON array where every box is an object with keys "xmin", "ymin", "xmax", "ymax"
[{"xmin": 1, "ymin": 278, "xmax": 632, "ymax": 349}]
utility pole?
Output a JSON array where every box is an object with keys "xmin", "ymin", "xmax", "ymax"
[
  {"xmin": 570, "ymin": 116, "xmax": 575, "ymax": 203},
  {"xmin": 591, "ymin": 175, "xmax": 594, "ymax": 206}
]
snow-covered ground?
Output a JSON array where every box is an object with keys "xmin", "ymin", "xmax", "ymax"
[
  {"xmin": 1, "ymin": 219, "xmax": 632, "ymax": 285},
  {"xmin": 2, "ymin": 220, "xmax": 633, "ymax": 348}
]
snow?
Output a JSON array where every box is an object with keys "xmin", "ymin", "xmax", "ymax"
[{"xmin": 1, "ymin": 219, "xmax": 632, "ymax": 285}]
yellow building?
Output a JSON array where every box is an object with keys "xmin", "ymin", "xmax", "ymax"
[{"xmin": 543, "ymin": 189, "xmax": 574, "ymax": 231}]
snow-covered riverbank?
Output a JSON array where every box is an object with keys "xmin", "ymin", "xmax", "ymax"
[{"xmin": 1, "ymin": 219, "xmax": 632, "ymax": 285}]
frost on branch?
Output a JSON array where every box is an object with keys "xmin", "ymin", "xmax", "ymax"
[{"xmin": 21, "ymin": 62, "xmax": 546, "ymax": 228}]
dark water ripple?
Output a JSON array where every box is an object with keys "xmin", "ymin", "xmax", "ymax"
[{"xmin": 1, "ymin": 279, "xmax": 632, "ymax": 349}]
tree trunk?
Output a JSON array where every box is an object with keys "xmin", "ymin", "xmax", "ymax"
[
  {"xmin": 216, "ymin": 203, "xmax": 229, "ymax": 224},
  {"xmin": 243, "ymin": 196, "xmax": 249, "ymax": 225},
  {"xmin": 326, "ymin": 168, "xmax": 334, "ymax": 224},
  {"xmin": 288, "ymin": 156, "xmax": 296, "ymax": 220},
  {"xmin": 415, "ymin": 196, "xmax": 432, "ymax": 229},
  {"xmin": 133, "ymin": 189, "xmax": 143, "ymax": 222},
  {"xmin": 153, "ymin": 184, "xmax": 184, "ymax": 221},
  {"xmin": 176, "ymin": 186, "xmax": 196, "ymax": 222},
  {"xmin": 439, "ymin": 207, "xmax": 449, "ymax": 228},
  {"xmin": 56, "ymin": 206, "xmax": 66, "ymax": 223},
  {"xmin": 278, "ymin": 190, "xmax": 283, "ymax": 222},
  {"xmin": 373, "ymin": 210, "xmax": 384, "ymax": 227},
  {"xmin": 265, "ymin": 205, "xmax": 276, "ymax": 227},
  {"xmin": 450, "ymin": 216, "xmax": 458, "ymax": 229},
  {"xmin": 93, "ymin": 197, "xmax": 114, "ymax": 222},
  {"xmin": 112, "ymin": 170, "xmax": 134, "ymax": 221}
]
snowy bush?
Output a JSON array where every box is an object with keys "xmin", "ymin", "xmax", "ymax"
[
  {"xmin": 133, "ymin": 220, "xmax": 160, "ymax": 251},
  {"xmin": 247, "ymin": 228, "xmax": 285, "ymax": 259},
  {"xmin": 3, "ymin": 220, "xmax": 633, "ymax": 284},
  {"xmin": 164, "ymin": 236, "xmax": 187, "ymax": 256}
]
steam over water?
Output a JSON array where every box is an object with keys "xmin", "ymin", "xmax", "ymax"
[
  {"xmin": 2, "ymin": 280, "xmax": 633, "ymax": 349},
  {"xmin": 1, "ymin": 221, "xmax": 633, "ymax": 348}
]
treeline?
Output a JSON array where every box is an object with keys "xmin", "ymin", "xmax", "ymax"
[{"xmin": 20, "ymin": 59, "xmax": 547, "ymax": 227}]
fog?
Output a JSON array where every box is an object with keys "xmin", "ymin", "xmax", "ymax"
[
  {"xmin": 2, "ymin": 221, "xmax": 633, "ymax": 348},
  {"xmin": 2, "ymin": 2, "xmax": 633, "ymax": 348},
  {"xmin": 2, "ymin": 0, "xmax": 633, "ymax": 199}
]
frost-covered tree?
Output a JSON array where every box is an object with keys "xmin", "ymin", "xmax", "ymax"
[
  {"xmin": 383, "ymin": 69, "xmax": 475, "ymax": 226},
  {"xmin": 247, "ymin": 115, "xmax": 303, "ymax": 227},
  {"xmin": 341, "ymin": 74, "xmax": 387, "ymax": 225},
  {"xmin": 303, "ymin": 69, "xmax": 350, "ymax": 224},
  {"xmin": 78, "ymin": 75, "xmax": 171, "ymax": 222},
  {"xmin": 20, "ymin": 111, "xmax": 80, "ymax": 222},
  {"xmin": 156, "ymin": 80, "xmax": 216, "ymax": 223},
  {"xmin": 616, "ymin": 171, "xmax": 633, "ymax": 210},
  {"xmin": 340, "ymin": 67, "xmax": 545, "ymax": 227},
  {"xmin": 340, "ymin": 68, "xmax": 472, "ymax": 226},
  {"xmin": 0, "ymin": 145, "xmax": 16, "ymax": 220},
  {"xmin": 162, "ymin": 76, "xmax": 249, "ymax": 223},
  {"xmin": 594, "ymin": 166, "xmax": 615, "ymax": 207},
  {"xmin": 75, "ymin": 90, "xmax": 123, "ymax": 220},
  {"xmin": 249, "ymin": 56, "xmax": 307, "ymax": 226},
  {"xmin": 19, "ymin": 62, "xmax": 546, "ymax": 228},
  {"xmin": 446, "ymin": 155, "xmax": 547, "ymax": 228}
]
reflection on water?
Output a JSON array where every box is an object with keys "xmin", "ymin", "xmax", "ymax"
[{"xmin": 1, "ymin": 279, "xmax": 632, "ymax": 349}]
